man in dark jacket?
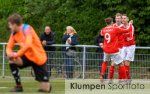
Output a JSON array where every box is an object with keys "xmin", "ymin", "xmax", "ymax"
[
  {"xmin": 40, "ymin": 26, "xmax": 55, "ymax": 51},
  {"xmin": 40, "ymin": 26, "xmax": 56, "ymax": 77}
]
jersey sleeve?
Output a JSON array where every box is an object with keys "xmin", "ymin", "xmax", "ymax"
[
  {"xmin": 115, "ymin": 23, "xmax": 132, "ymax": 34},
  {"xmin": 6, "ymin": 34, "xmax": 15, "ymax": 55},
  {"xmin": 129, "ymin": 25, "xmax": 134, "ymax": 40},
  {"xmin": 16, "ymin": 26, "xmax": 33, "ymax": 57}
]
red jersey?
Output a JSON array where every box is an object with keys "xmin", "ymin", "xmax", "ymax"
[
  {"xmin": 113, "ymin": 23, "xmax": 124, "ymax": 48},
  {"xmin": 101, "ymin": 24, "xmax": 132, "ymax": 54},
  {"xmin": 122, "ymin": 24, "xmax": 136, "ymax": 46}
]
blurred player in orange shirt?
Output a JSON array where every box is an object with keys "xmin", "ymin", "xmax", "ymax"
[{"xmin": 6, "ymin": 13, "xmax": 51, "ymax": 93}]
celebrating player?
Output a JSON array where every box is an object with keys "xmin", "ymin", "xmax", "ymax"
[
  {"xmin": 6, "ymin": 13, "xmax": 51, "ymax": 92},
  {"xmin": 100, "ymin": 17, "xmax": 132, "ymax": 83},
  {"xmin": 100, "ymin": 13, "xmax": 124, "ymax": 82},
  {"xmin": 112, "ymin": 13, "xmax": 127, "ymax": 82},
  {"xmin": 121, "ymin": 14, "xmax": 136, "ymax": 83}
]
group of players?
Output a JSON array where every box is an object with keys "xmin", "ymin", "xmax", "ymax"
[{"xmin": 100, "ymin": 13, "xmax": 136, "ymax": 84}]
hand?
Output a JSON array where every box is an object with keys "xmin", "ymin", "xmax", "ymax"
[
  {"xmin": 64, "ymin": 31, "xmax": 69, "ymax": 35},
  {"xmin": 129, "ymin": 20, "xmax": 133, "ymax": 24},
  {"xmin": 127, "ymin": 37, "xmax": 132, "ymax": 41},
  {"xmin": 64, "ymin": 31, "xmax": 67, "ymax": 35},
  {"xmin": 67, "ymin": 39, "xmax": 71, "ymax": 44},
  {"xmin": 99, "ymin": 43, "xmax": 103, "ymax": 48},
  {"xmin": 69, "ymin": 33, "xmax": 74, "ymax": 36},
  {"xmin": 42, "ymin": 40, "xmax": 46, "ymax": 46},
  {"xmin": 7, "ymin": 52, "xmax": 17, "ymax": 61}
]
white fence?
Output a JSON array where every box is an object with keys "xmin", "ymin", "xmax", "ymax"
[{"xmin": 0, "ymin": 43, "xmax": 150, "ymax": 79}]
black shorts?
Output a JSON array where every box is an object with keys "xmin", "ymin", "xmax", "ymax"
[{"xmin": 19, "ymin": 56, "xmax": 49, "ymax": 82}]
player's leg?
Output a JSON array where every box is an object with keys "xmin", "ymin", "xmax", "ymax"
[
  {"xmin": 101, "ymin": 61, "xmax": 108, "ymax": 76},
  {"xmin": 124, "ymin": 45, "xmax": 135, "ymax": 80},
  {"xmin": 32, "ymin": 63, "xmax": 51, "ymax": 92},
  {"xmin": 108, "ymin": 61, "xmax": 115, "ymax": 84},
  {"xmin": 99, "ymin": 53, "xmax": 108, "ymax": 79},
  {"xmin": 8, "ymin": 57, "xmax": 24, "ymax": 92},
  {"xmin": 118, "ymin": 47, "xmax": 126, "ymax": 80},
  {"xmin": 100, "ymin": 53, "xmax": 109, "ymax": 82},
  {"xmin": 110, "ymin": 53, "xmax": 124, "ymax": 83},
  {"xmin": 108, "ymin": 62, "xmax": 126, "ymax": 84},
  {"xmin": 101, "ymin": 53, "xmax": 109, "ymax": 76},
  {"xmin": 118, "ymin": 63, "xmax": 127, "ymax": 83},
  {"xmin": 124, "ymin": 60, "xmax": 130, "ymax": 79}
]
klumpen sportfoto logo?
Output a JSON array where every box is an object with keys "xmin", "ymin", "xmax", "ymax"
[
  {"xmin": 65, "ymin": 79, "xmax": 150, "ymax": 94},
  {"xmin": 70, "ymin": 82, "xmax": 145, "ymax": 91}
]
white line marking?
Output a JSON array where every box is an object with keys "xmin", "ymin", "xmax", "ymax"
[{"xmin": 0, "ymin": 87, "xmax": 8, "ymax": 89}]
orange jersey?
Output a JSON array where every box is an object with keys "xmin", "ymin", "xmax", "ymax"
[{"xmin": 6, "ymin": 24, "xmax": 47, "ymax": 66}]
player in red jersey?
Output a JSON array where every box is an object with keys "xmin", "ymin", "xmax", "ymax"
[
  {"xmin": 113, "ymin": 13, "xmax": 130, "ymax": 83},
  {"xmin": 100, "ymin": 17, "xmax": 132, "ymax": 83},
  {"xmin": 121, "ymin": 14, "xmax": 136, "ymax": 83},
  {"xmin": 111, "ymin": 13, "xmax": 127, "ymax": 83}
]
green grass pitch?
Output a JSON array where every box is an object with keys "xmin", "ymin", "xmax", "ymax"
[
  {"xmin": 0, "ymin": 78, "xmax": 65, "ymax": 94},
  {"xmin": 0, "ymin": 78, "xmax": 150, "ymax": 94}
]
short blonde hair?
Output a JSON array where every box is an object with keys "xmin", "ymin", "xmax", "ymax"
[
  {"xmin": 115, "ymin": 13, "xmax": 122, "ymax": 17},
  {"xmin": 66, "ymin": 26, "xmax": 77, "ymax": 34}
]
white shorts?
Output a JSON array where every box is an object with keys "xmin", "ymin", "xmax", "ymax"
[
  {"xmin": 119, "ymin": 48, "xmax": 124, "ymax": 54},
  {"xmin": 103, "ymin": 52, "xmax": 123, "ymax": 65},
  {"xmin": 121, "ymin": 45, "xmax": 136, "ymax": 61}
]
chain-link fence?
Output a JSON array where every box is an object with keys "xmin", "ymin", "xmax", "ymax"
[{"xmin": 0, "ymin": 43, "xmax": 150, "ymax": 79}]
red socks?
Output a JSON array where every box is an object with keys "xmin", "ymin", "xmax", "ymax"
[
  {"xmin": 101, "ymin": 61, "xmax": 108, "ymax": 75},
  {"xmin": 125, "ymin": 65, "xmax": 130, "ymax": 79},
  {"xmin": 109, "ymin": 66, "xmax": 115, "ymax": 80},
  {"xmin": 118, "ymin": 66, "xmax": 122, "ymax": 79},
  {"xmin": 101, "ymin": 62, "xmax": 130, "ymax": 80},
  {"xmin": 118, "ymin": 66, "xmax": 126, "ymax": 79}
]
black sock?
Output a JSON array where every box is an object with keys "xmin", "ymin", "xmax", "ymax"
[{"xmin": 9, "ymin": 63, "xmax": 21, "ymax": 86}]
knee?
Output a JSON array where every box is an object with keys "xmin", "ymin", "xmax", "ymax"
[
  {"xmin": 9, "ymin": 58, "xmax": 23, "ymax": 66},
  {"xmin": 119, "ymin": 62, "xmax": 124, "ymax": 66},
  {"xmin": 111, "ymin": 62, "xmax": 115, "ymax": 66},
  {"xmin": 124, "ymin": 60, "xmax": 130, "ymax": 66},
  {"xmin": 8, "ymin": 60, "xmax": 14, "ymax": 64}
]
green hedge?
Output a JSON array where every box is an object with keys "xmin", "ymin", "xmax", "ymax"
[{"xmin": 0, "ymin": 0, "xmax": 150, "ymax": 46}]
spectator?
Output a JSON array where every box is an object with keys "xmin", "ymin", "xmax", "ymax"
[
  {"xmin": 62, "ymin": 26, "xmax": 79, "ymax": 78},
  {"xmin": 40, "ymin": 26, "xmax": 56, "ymax": 77},
  {"xmin": 95, "ymin": 31, "xmax": 107, "ymax": 79},
  {"xmin": 95, "ymin": 31, "xmax": 104, "ymax": 53}
]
